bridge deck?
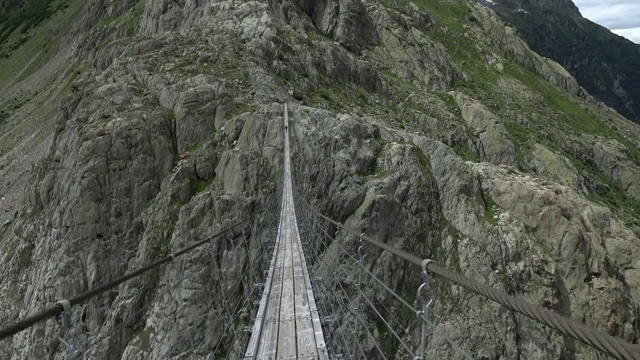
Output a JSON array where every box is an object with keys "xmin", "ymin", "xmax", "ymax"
[{"xmin": 244, "ymin": 104, "xmax": 327, "ymax": 359}]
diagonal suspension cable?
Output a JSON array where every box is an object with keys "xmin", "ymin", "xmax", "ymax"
[
  {"xmin": 0, "ymin": 218, "xmax": 253, "ymax": 341},
  {"xmin": 299, "ymin": 209, "xmax": 386, "ymax": 359},
  {"xmin": 78, "ymin": 223, "xmax": 266, "ymax": 359},
  {"xmin": 305, "ymin": 208, "xmax": 472, "ymax": 359}
]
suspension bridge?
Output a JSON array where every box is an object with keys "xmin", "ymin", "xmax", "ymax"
[{"xmin": 1, "ymin": 103, "xmax": 640, "ymax": 359}]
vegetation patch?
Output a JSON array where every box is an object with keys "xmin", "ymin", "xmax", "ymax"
[
  {"xmin": 192, "ymin": 178, "xmax": 214, "ymax": 194},
  {"xmin": 229, "ymin": 102, "xmax": 257, "ymax": 117},
  {"xmin": 375, "ymin": 135, "xmax": 388, "ymax": 148},
  {"xmin": 134, "ymin": 326, "xmax": 155, "ymax": 352},
  {"xmin": 0, "ymin": 0, "xmax": 84, "ymax": 85},
  {"xmin": 434, "ymin": 91, "xmax": 460, "ymax": 115},
  {"xmin": 482, "ymin": 194, "xmax": 498, "ymax": 225},
  {"xmin": 0, "ymin": 109, "xmax": 10, "ymax": 125},
  {"xmin": 497, "ymin": 268, "xmax": 514, "ymax": 294},
  {"xmin": 0, "ymin": 0, "xmax": 70, "ymax": 47},
  {"xmin": 412, "ymin": 146, "xmax": 436, "ymax": 184}
]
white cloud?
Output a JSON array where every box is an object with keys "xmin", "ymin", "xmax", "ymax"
[
  {"xmin": 612, "ymin": 28, "xmax": 640, "ymax": 44},
  {"xmin": 573, "ymin": 0, "xmax": 640, "ymax": 43}
]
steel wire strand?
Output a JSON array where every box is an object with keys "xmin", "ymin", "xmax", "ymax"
[
  {"xmin": 303, "ymin": 222, "xmax": 366, "ymax": 360},
  {"xmin": 297, "ymin": 209, "xmax": 347, "ymax": 357},
  {"xmin": 323, "ymin": 276, "xmax": 353, "ymax": 358},
  {"xmin": 301, "ymin": 207, "xmax": 416, "ymax": 342},
  {"xmin": 81, "ymin": 263, "xmax": 197, "ymax": 358},
  {"xmin": 305, "ymin": 205, "xmax": 640, "ymax": 360},
  {"xmin": 306, "ymin": 222, "xmax": 387, "ymax": 360},
  {"xmin": 211, "ymin": 241, "xmax": 266, "ymax": 356},
  {"xmin": 0, "ymin": 218, "xmax": 252, "ymax": 341},
  {"xmin": 317, "ymin": 275, "xmax": 372, "ymax": 360},
  {"xmin": 308, "ymin": 220, "xmax": 472, "ymax": 359},
  {"xmin": 82, "ymin": 245, "xmax": 259, "ymax": 359},
  {"xmin": 310, "ymin": 221, "xmax": 411, "ymax": 356},
  {"xmin": 211, "ymin": 286, "xmax": 258, "ymax": 356},
  {"xmin": 313, "ymin": 223, "xmax": 410, "ymax": 337},
  {"xmin": 309, "ymin": 239, "xmax": 352, "ymax": 358},
  {"xmin": 310, "ymin": 247, "xmax": 370, "ymax": 360},
  {"xmin": 156, "ymin": 255, "xmax": 259, "ymax": 358},
  {"xmin": 328, "ymin": 249, "xmax": 416, "ymax": 358},
  {"xmin": 308, "ymin": 222, "xmax": 416, "ymax": 358},
  {"xmin": 295, "ymin": 193, "xmax": 386, "ymax": 358},
  {"xmin": 428, "ymin": 262, "xmax": 640, "ymax": 360}
]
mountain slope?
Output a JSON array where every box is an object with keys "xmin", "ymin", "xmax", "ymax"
[
  {"xmin": 0, "ymin": 0, "xmax": 640, "ymax": 358},
  {"xmin": 484, "ymin": 0, "xmax": 640, "ymax": 123}
]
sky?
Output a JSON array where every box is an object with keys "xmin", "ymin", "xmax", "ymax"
[{"xmin": 573, "ymin": 0, "xmax": 640, "ymax": 43}]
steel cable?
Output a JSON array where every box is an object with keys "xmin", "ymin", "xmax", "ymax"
[
  {"xmin": 0, "ymin": 199, "xmax": 280, "ymax": 342},
  {"xmin": 303, "ymin": 203, "xmax": 640, "ymax": 360},
  {"xmin": 307, "ymin": 213, "xmax": 472, "ymax": 359},
  {"xmin": 79, "ymin": 231, "xmax": 263, "ymax": 358},
  {"xmin": 305, "ymin": 220, "xmax": 386, "ymax": 359},
  {"xmin": 312, "ymin": 221, "xmax": 416, "ymax": 358}
]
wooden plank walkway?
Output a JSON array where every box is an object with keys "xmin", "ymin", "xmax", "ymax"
[{"xmin": 244, "ymin": 104, "xmax": 328, "ymax": 359}]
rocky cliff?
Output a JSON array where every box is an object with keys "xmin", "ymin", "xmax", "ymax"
[
  {"xmin": 483, "ymin": 0, "xmax": 640, "ymax": 124},
  {"xmin": 1, "ymin": 0, "xmax": 640, "ymax": 358}
]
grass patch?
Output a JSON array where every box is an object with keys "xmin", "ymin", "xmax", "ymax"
[
  {"xmin": 497, "ymin": 268, "xmax": 514, "ymax": 294},
  {"xmin": 192, "ymin": 178, "xmax": 214, "ymax": 194},
  {"xmin": 229, "ymin": 102, "xmax": 257, "ymax": 117},
  {"xmin": 0, "ymin": 109, "xmax": 9, "ymax": 124},
  {"xmin": 127, "ymin": 0, "xmax": 145, "ymax": 35},
  {"xmin": 482, "ymin": 194, "xmax": 498, "ymax": 225},
  {"xmin": 134, "ymin": 326, "xmax": 154, "ymax": 352},
  {"xmin": 0, "ymin": 0, "xmax": 83, "ymax": 85},
  {"xmin": 503, "ymin": 121, "xmax": 532, "ymax": 169},
  {"xmin": 434, "ymin": 91, "xmax": 460, "ymax": 114},
  {"xmin": 0, "ymin": 0, "xmax": 70, "ymax": 46},
  {"xmin": 100, "ymin": 15, "xmax": 121, "ymax": 27},
  {"xmin": 377, "ymin": 68, "xmax": 395, "ymax": 78},
  {"xmin": 413, "ymin": 146, "xmax": 432, "ymax": 177},
  {"xmin": 375, "ymin": 135, "xmax": 388, "ymax": 148}
]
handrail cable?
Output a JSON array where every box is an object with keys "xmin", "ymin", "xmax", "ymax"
[
  {"xmin": 296, "ymin": 211, "xmax": 361, "ymax": 359},
  {"xmin": 0, "ymin": 218, "xmax": 252, "ymax": 341},
  {"xmin": 82, "ymin": 262, "xmax": 199, "ymax": 357},
  {"xmin": 303, "ymin": 218, "xmax": 387, "ymax": 359},
  {"xmin": 305, "ymin": 209, "xmax": 472, "ymax": 359},
  {"xmin": 295, "ymin": 198, "xmax": 373, "ymax": 358},
  {"xmin": 311, "ymin": 217, "xmax": 417, "ymax": 358},
  {"xmin": 83, "ymin": 224, "xmax": 264, "ymax": 357},
  {"xmin": 212, "ymin": 286, "xmax": 258, "ymax": 356},
  {"xmin": 310, "ymin": 209, "xmax": 640, "ymax": 360}
]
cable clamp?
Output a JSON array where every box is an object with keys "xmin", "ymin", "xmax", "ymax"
[
  {"xmin": 56, "ymin": 299, "xmax": 72, "ymax": 328},
  {"xmin": 421, "ymin": 259, "xmax": 433, "ymax": 278}
]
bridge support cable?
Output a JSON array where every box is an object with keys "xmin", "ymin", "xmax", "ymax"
[
  {"xmin": 1, "ymin": 196, "xmax": 279, "ymax": 360},
  {"xmin": 294, "ymin": 191, "xmax": 640, "ymax": 360},
  {"xmin": 294, "ymin": 192, "xmax": 473, "ymax": 359},
  {"xmin": 312, "ymin": 247, "xmax": 354, "ymax": 358},
  {"xmin": 309, "ymin": 216, "xmax": 417, "ymax": 358},
  {"xmin": 59, "ymin": 220, "xmax": 267, "ymax": 359},
  {"xmin": 293, "ymin": 187, "xmax": 397, "ymax": 359},
  {"xmin": 0, "ymin": 215, "xmax": 260, "ymax": 342},
  {"xmin": 295, "ymin": 200, "xmax": 376, "ymax": 360}
]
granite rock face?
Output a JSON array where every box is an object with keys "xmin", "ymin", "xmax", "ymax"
[{"xmin": 0, "ymin": 0, "xmax": 640, "ymax": 359}]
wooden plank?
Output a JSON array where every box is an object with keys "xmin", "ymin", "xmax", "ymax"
[
  {"xmin": 277, "ymin": 196, "xmax": 297, "ymax": 358},
  {"xmin": 292, "ymin": 236, "xmax": 317, "ymax": 359}
]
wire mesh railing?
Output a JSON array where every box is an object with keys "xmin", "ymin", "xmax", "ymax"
[{"xmin": 292, "ymin": 180, "xmax": 472, "ymax": 359}]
